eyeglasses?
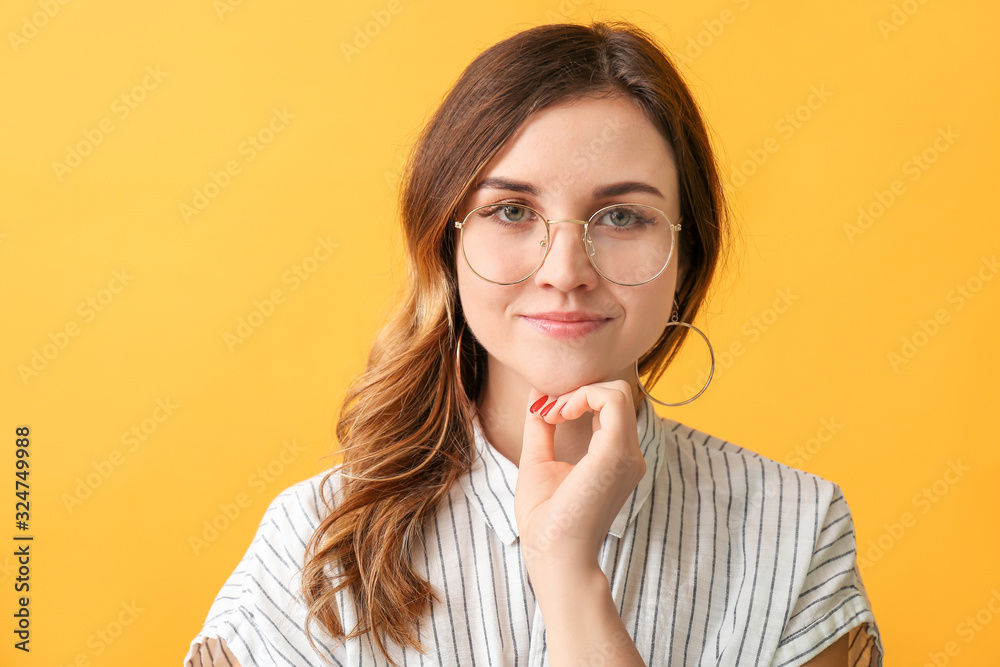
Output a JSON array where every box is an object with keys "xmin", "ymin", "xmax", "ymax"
[{"xmin": 454, "ymin": 202, "xmax": 681, "ymax": 286}]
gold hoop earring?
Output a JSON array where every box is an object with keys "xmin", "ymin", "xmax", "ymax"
[{"xmin": 635, "ymin": 300, "xmax": 715, "ymax": 407}]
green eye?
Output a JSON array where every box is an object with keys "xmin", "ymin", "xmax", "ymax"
[
  {"xmin": 500, "ymin": 206, "xmax": 526, "ymax": 222},
  {"xmin": 595, "ymin": 206, "xmax": 655, "ymax": 230},
  {"xmin": 607, "ymin": 209, "xmax": 632, "ymax": 227}
]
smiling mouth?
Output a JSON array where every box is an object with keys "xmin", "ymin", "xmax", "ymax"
[{"xmin": 520, "ymin": 312, "xmax": 611, "ymax": 338}]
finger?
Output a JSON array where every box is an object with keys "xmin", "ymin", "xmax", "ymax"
[
  {"xmin": 557, "ymin": 384, "xmax": 642, "ymax": 480},
  {"xmin": 520, "ymin": 388, "xmax": 557, "ymax": 470},
  {"xmin": 555, "ymin": 382, "xmax": 633, "ymax": 433}
]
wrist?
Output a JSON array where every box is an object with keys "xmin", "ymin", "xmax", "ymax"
[
  {"xmin": 520, "ymin": 534, "xmax": 604, "ymax": 582},
  {"xmin": 529, "ymin": 561, "xmax": 609, "ymax": 608},
  {"xmin": 530, "ymin": 565, "xmax": 643, "ymax": 667}
]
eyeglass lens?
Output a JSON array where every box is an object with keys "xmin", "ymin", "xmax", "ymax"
[{"xmin": 459, "ymin": 203, "xmax": 673, "ymax": 285}]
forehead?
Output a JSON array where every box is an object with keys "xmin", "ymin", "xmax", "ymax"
[{"xmin": 472, "ymin": 95, "xmax": 678, "ymax": 198}]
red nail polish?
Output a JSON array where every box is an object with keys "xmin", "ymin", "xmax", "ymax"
[
  {"xmin": 530, "ymin": 395, "xmax": 549, "ymax": 413},
  {"xmin": 540, "ymin": 399, "xmax": 558, "ymax": 417}
]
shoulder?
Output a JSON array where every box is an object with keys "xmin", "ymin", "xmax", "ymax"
[
  {"xmin": 650, "ymin": 416, "xmax": 884, "ymax": 663},
  {"xmin": 265, "ymin": 467, "xmax": 341, "ymax": 521},
  {"xmin": 201, "ymin": 468, "xmax": 343, "ymax": 587},
  {"xmin": 654, "ymin": 414, "xmax": 847, "ymax": 522},
  {"xmin": 253, "ymin": 468, "xmax": 342, "ymax": 555}
]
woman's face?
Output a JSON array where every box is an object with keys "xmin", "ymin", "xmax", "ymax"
[{"xmin": 455, "ymin": 94, "xmax": 682, "ymax": 399}]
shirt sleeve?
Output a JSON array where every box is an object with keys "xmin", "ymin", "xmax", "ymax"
[
  {"xmin": 187, "ymin": 636, "xmax": 242, "ymax": 666},
  {"xmin": 770, "ymin": 487, "xmax": 884, "ymax": 667},
  {"xmin": 183, "ymin": 475, "xmax": 343, "ymax": 667}
]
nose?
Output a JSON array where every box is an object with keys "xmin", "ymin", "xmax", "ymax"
[{"xmin": 532, "ymin": 220, "xmax": 600, "ymax": 291}]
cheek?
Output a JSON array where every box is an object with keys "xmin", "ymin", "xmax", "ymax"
[
  {"xmin": 626, "ymin": 295, "xmax": 668, "ymax": 340},
  {"xmin": 456, "ymin": 260, "xmax": 479, "ymax": 314},
  {"xmin": 456, "ymin": 263, "xmax": 505, "ymax": 337},
  {"xmin": 620, "ymin": 279, "xmax": 677, "ymax": 348}
]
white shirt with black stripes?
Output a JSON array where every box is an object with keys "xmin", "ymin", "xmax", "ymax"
[{"xmin": 184, "ymin": 397, "xmax": 884, "ymax": 666}]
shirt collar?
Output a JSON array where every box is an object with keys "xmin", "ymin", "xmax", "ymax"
[{"xmin": 459, "ymin": 397, "xmax": 666, "ymax": 547}]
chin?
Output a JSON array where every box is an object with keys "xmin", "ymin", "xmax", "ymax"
[{"xmin": 525, "ymin": 366, "xmax": 622, "ymax": 397}]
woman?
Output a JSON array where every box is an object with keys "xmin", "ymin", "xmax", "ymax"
[{"xmin": 186, "ymin": 21, "xmax": 883, "ymax": 666}]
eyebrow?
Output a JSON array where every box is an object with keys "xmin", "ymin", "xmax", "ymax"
[{"xmin": 474, "ymin": 177, "xmax": 664, "ymax": 200}]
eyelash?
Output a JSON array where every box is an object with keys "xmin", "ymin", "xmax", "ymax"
[{"xmin": 485, "ymin": 197, "xmax": 532, "ymax": 208}]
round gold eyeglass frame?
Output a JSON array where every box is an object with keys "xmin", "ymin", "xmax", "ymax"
[{"xmin": 453, "ymin": 203, "xmax": 682, "ymax": 287}]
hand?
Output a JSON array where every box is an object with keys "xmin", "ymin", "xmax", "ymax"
[{"xmin": 514, "ymin": 380, "xmax": 647, "ymax": 577}]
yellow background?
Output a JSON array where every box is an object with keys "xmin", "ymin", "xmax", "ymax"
[{"xmin": 1, "ymin": 0, "xmax": 997, "ymax": 664}]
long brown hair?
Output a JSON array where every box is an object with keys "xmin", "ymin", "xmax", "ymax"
[{"xmin": 301, "ymin": 20, "xmax": 731, "ymax": 663}]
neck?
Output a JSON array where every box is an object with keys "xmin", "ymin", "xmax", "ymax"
[{"xmin": 475, "ymin": 358, "xmax": 643, "ymax": 468}]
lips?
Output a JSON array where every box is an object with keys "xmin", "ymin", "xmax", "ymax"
[
  {"xmin": 520, "ymin": 311, "xmax": 611, "ymax": 338},
  {"xmin": 525, "ymin": 311, "xmax": 609, "ymax": 322}
]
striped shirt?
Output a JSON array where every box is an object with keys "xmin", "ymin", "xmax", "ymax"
[{"xmin": 185, "ymin": 397, "xmax": 883, "ymax": 666}]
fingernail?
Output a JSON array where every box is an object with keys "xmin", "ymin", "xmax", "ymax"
[
  {"xmin": 540, "ymin": 399, "xmax": 558, "ymax": 417},
  {"xmin": 530, "ymin": 395, "xmax": 549, "ymax": 413}
]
